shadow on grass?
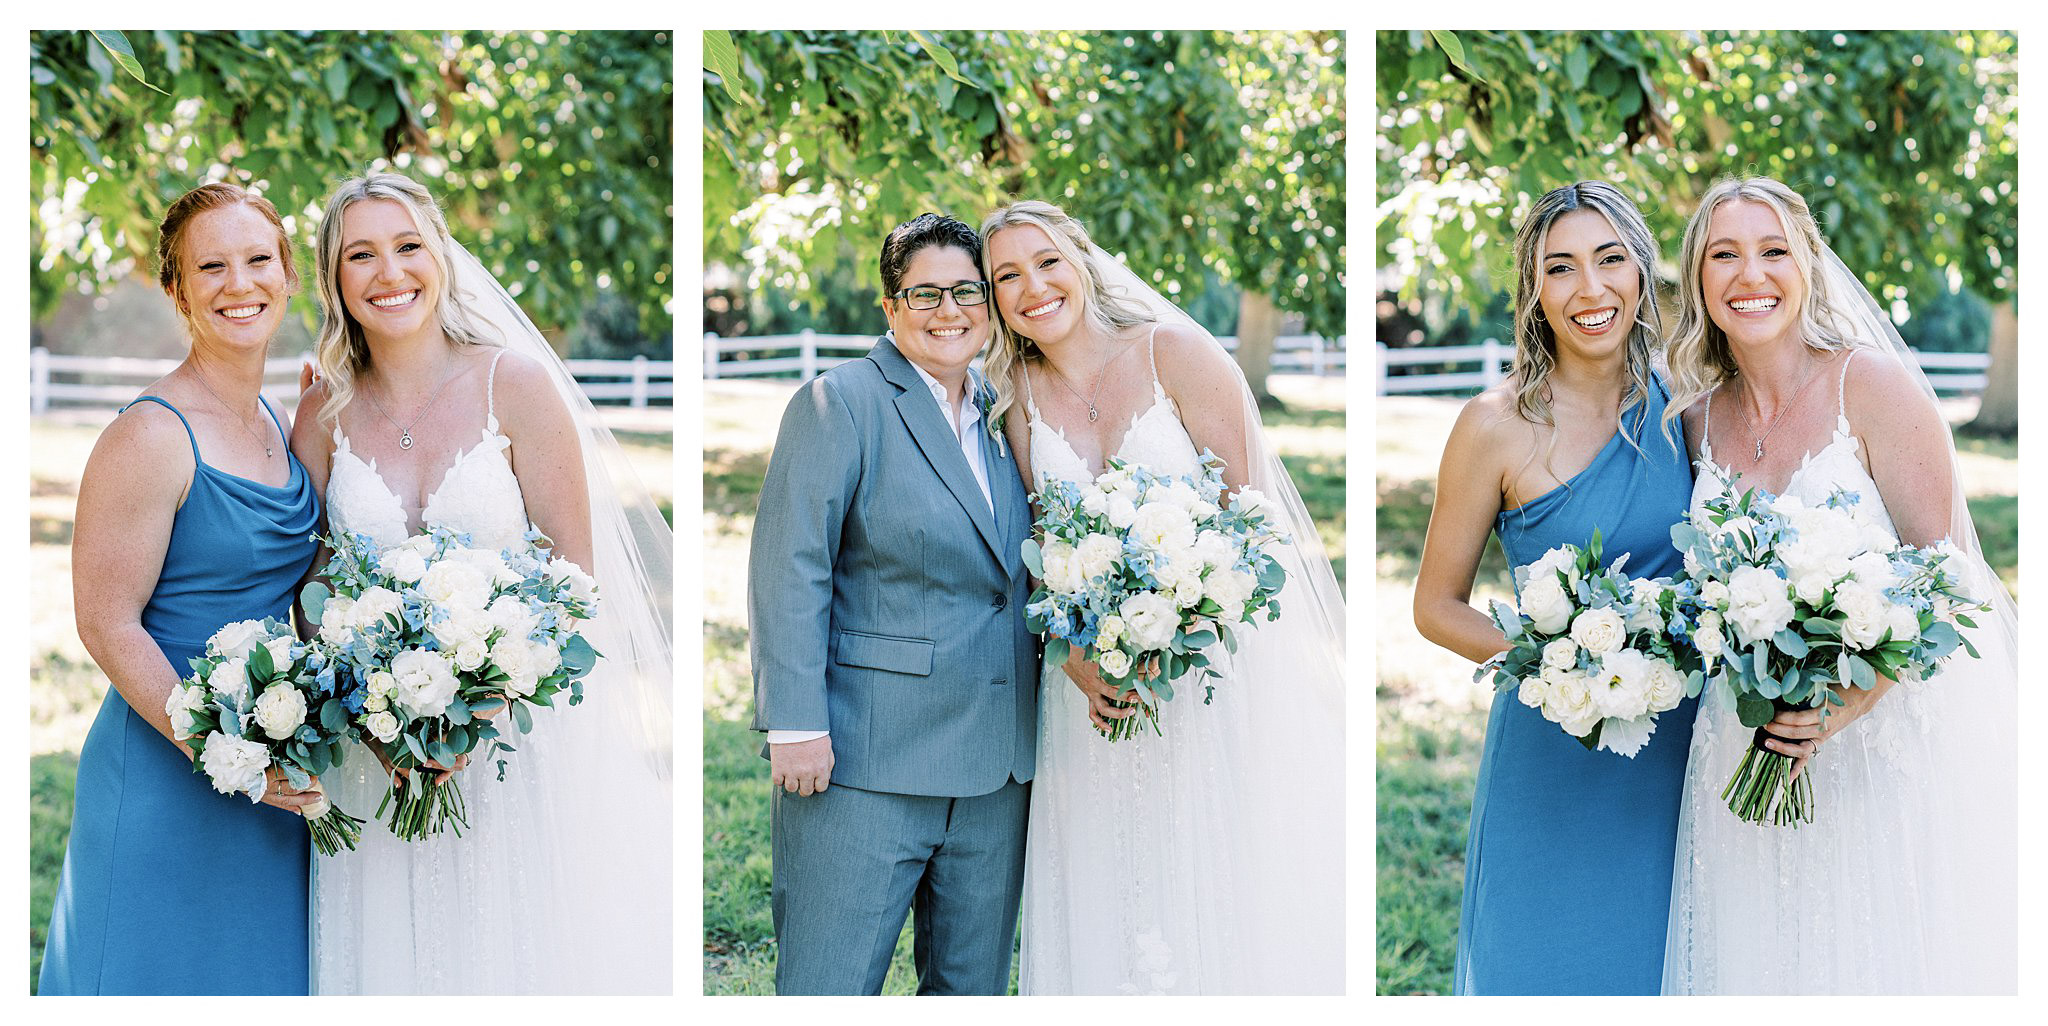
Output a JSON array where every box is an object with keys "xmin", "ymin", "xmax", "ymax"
[{"xmin": 1375, "ymin": 714, "xmax": 1477, "ymax": 996}]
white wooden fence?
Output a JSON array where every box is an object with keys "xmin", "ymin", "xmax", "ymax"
[
  {"xmin": 703, "ymin": 331, "xmax": 1347, "ymax": 380},
  {"xmin": 28, "ymin": 348, "xmax": 674, "ymax": 412},
  {"xmin": 1375, "ymin": 340, "xmax": 1990, "ymax": 397}
]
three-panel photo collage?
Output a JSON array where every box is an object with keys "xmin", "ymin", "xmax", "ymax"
[{"xmin": 19, "ymin": 23, "xmax": 2025, "ymax": 1005}]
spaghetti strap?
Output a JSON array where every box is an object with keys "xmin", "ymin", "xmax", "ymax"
[
  {"xmin": 1700, "ymin": 385, "xmax": 1717, "ymax": 462},
  {"xmin": 1145, "ymin": 322, "xmax": 1164, "ymax": 397},
  {"xmin": 485, "ymin": 348, "xmax": 509, "ymax": 431},
  {"xmin": 124, "ymin": 395, "xmax": 201, "ymax": 461},
  {"xmin": 1835, "ymin": 349, "xmax": 1858, "ymax": 427},
  {"xmin": 1021, "ymin": 358, "xmax": 1040, "ymax": 418},
  {"xmin": 256, "ymin": 396, "xmax": 288, "ymax": 452}
]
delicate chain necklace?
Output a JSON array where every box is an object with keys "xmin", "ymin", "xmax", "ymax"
[
  {"xmin": 1735, "ymin": 356, "xmax": 1828, "ymax": 462},
  {"xmin": 360, "ymin": 360, "xmax": 461, "ymax": 451},
  {"xmin": 1044, "ymin": 338, "xmax": 1137, "ymax": 423},
  {"xmin": 188, "ymin": 366, "xmax": 273, "ymax": 459}
]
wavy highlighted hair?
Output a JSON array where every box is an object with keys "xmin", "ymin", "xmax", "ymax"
[
  {"xmin": 977, "ymin": 201, "xmax": 1153, "ymax": 431},
  {"xmin": 311, "ymin": 171, "xmax": 495, "ymax": 426}
]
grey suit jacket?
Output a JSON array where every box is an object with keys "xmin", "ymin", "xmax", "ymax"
[{"xmin": 748, "ymin": 336, "xmax": 1038, "ymax": 797}]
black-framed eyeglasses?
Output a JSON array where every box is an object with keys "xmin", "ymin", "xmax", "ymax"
[{"xmin": 888, "ymin": 281, "xmax": 990, "ymax": 310}]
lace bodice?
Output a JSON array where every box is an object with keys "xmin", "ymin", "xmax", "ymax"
[
  {"xmin": 1025, "ymin": 326, "xmax": 1203, "ymax": 488},
  {"xmin": 325, "ymin": 350, "xmax": 530, "ymax": 551}
]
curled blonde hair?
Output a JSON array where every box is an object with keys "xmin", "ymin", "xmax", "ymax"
[
  {"xmin": 312, "ymin": 171, "xmax": 494, "ymax": 426},
  {"xmin": 977, "ymin": 201, "xmax": 1152, "ymax": 430},
  {"xmin": 1664, "ymin": 176, "xmax": 1863, "ymax": 430}
]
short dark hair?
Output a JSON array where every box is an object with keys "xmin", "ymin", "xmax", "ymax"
[{"xmin": 879, "ymin": 213, "xmax": 982, "ymax": 298}]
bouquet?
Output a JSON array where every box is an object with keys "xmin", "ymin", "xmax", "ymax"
[
  {"xmin": 302, "ymin": 525, "xmax": 602, "ymax": 839},
  {"xmin": 1479, "ymin": 529, "xmax": 1701, "ymax": 757},
  {"xmin": 1022, "ymin": 453, "xmax": 1290, "ymax": 742},
  {"xmin": 1673, "ymin": 472, "xmax": 1988, "ymax": 825},
  {"xmin": 166, "ymin": 617, "xmax": 366, "ymax": 855}
]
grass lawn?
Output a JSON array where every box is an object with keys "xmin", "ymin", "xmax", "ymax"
[
  {"xmin": 26, "ymin": 409, "xmax": 671, "ymax": 993},
  {"xmin": 1372, "ymin": 395, "xmax": 2020, "ymax": 995},
  {"xmin": 701, "ymin": 374, "xmax": 1347, "ymax": 994}
]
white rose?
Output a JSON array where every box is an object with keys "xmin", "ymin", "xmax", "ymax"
[
  {"xmin": 350, "ymin": 586, "xmax": 405, "ymax": 632},
  {"xmin": 1074, "ymin": 533, "xmax": 1123, "ymax": 582},
  {"xmin": 362, "ymin": 710, "xmax": 402, "ymax": 744},
  {"xmin": 262, "ymin": 635, "xmax": 296, "ymax": 672},
  {"xmin": 527, "ymin": 639, "xmax": 562, "ymax": 679},
  {"xmin": 207, "ymin": 657, "xmax": 252, "ymax": 703},
  {"xmin": 318, "ymin": 595, "xmax": 358, "ymax": 646},
  {"xmin": 1884, "ymin": 604, "xmax": 1920, "ymax": 644},
  {"xmin": 363, "ymin": 692, "xmax": 389, "ymax": 713},
  {"xmin": 1527, "ymin": 545, "xmax": 1582, "ymax": 590},
  {"xmin": 431, "ymin": 603, "xmax": 494, "ymax": 651},
  {"xmin": 1792, "ymin": 568, "xmax": 1835, "ymax": 606},
  {"xmin": 1172, "ymin": 569, "xmax": 1207, "ymax": 609},
  {"xmin": 452, "ymin": 638, "xmax": 491, "ymax": 672},
  {"xmin": 1699, "ymin": 581, "xmax": 1731, "ymax": 611},
  {"xmin": 420, "ymin": 558, "xmax": 493, "ymax": 612},
  {"xmin": 1191, "ymin": 530, "xmax": 1238, "ymax": 570},
  {"xmin": 1848, "ymin": 550, "xmax": 1901, "ymax": 593},
  {"xmin": 1542, "ymin": 672, "xmax": 1602, "ymax": 737},
  {"xmin": 391, "ymin": 649, "xmax": 460, "ymax": 718},
  {"xmin": 1833, "ymin": 581, "xmax": 1891, "ymax": 649},
  {"xmin": 1517, "ymin": 675, "xmax": 1549, "ymax": 709},
  {"xmin": 1079, "ymin": 485, "xmax": 1110, "ymax": 518},
  {"xmin": 164, "ymin": 682, "xmax": 209, "ymax": 740},
  {"xmin": 1726, "ymin": 565, "xmax": 1796, "ymax": 647},
  {"xmin": 1040, "ymin": 538, "xmax": 1087, "ymax": 596},
  {"xmin": 1694, "ymin": 612, "xmax": 1726, "ymax": 659},
  {"xmin": 1203, "ymin": 568, "xmax": 1258, "ymax": 621},
  {"xmin": 1588, "ymin": 649, "xmax": 1654, "ymax": 719},
  {"xmin": 1570, "ymin": 607, "xmax": 1628, "ymax": 656},
  {"xmin": 1097, "ymin": 614, "xmax": 1126, "ymax": 645},
  {"xmin": 490, "ymin": 638, "xmax": 540, "ymax": 698},
  {"xmin": 198, "ymin": 731, "xmax": 271, "ymax": 801},
  {"xmin": 1106, "ymin": 495, "xmax": 1139, "ymax": 529},
  {"xmin": 365, "ymin": 668, "xmax": 398, "ymax": 699},
  {"xmin": 252, "ymin": 684, "xmax": 308, "ymax": 740},
  {"xmin": 1230, "ymin": 487, "xmax": 1274, "ymax": 518},
  {"xmin": 1540, "ymin": 637, "xmax": 1579, "ymax": 672},
  {"xmin": 206, "ymin": 619, "xmax": 270, "ymax": 660},
  {"xmin": 1096, "ymin": 648, "xmax": 1133, "ymax": 678},
  {"xmin": 1520, "ymin": 575, "xmax": 1574, "ymax": 635},
  {"xmin": 378, "ymin": 546, "xmax": 430, "ymax": 584},
  {"xmin": 1131, "ymin": 501, "xmax": 1197, "ymax": 554},
  {"xmin": 1118, "ymin": 591, "xmax": 1180, "ymax": 651},
  {"xmin": 452, "ymin": 546, "xmax": 517, "ymax": 587},
  {"xmin": 1645, "ymin": 658, "xmax": 1687, "ymax": 713}
]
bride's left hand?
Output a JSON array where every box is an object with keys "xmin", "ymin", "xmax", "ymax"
[{"xmin": 1762, "ymin": 681, "xmax": 1892, "ymax": 780}]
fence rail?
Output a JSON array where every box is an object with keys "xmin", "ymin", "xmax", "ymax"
[
  {"xmin": 1374, "ymin": 340, "xmax": 1990, "ymax": 396},
  {"xmin": 703, "ymin": 330, "xmax": 1347, "ymax": 380},
  {"xmin": 28, "ymin": 349, "xmax": 674, "ymax": 411}
]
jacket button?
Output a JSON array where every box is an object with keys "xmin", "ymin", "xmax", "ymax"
[
  {"xmin": 993, "ymin": 593, "xmax": 1008, "ymax": 610},
  {"xmin": 992, "ymin": 678, "xmax": 1007, "ymax": 687}
]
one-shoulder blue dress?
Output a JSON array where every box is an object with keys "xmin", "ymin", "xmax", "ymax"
[
  {"xmin": 1452, "ymin": 376, "xmax": 1697, "ymax": 995},
  {"xmin": 39, "ymin": 395, "xmax": 320, "ymax": 995}
]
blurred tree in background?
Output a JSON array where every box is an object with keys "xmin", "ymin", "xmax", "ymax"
[
  {"xmin": 1377, "ymin": 30, "xmax": 2016, "ymax": 434},
  {"xmin": 31, "ymin": 30, "xmax": 672, "ymax": 355},
  {"xmin": 704, "ymin": 29, "xmax": 1344, "ymax": 404}
]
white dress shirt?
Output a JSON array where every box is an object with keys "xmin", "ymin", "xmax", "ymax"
[{"xmin": 769, "ymin": 363, "xmax": 992, "ymax": 747}]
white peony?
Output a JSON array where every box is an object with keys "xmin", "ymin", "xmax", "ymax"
[
  {"xmin": 1726, "ymin": 565, "xmax": 1796, "ymax": 646},
  {"xmin": 207, "ymin": 657, "xmax": 252, "ymax": 704},
  {"xmin": 1847, "ymin": 550, "xmax": 1901, "ymax": 593},
  {"xmin": 207, "ymin": 620, "xmax": 269, "ymax": 660},
  {"xmin": 1203, "ymin": 568, "xmax": 1258, "ymax": 621},
  {"xmin": 1833, "ymin": 581, "xmax": 1892, "ymax": 649},
  {"xmin": 1540, "ymin": 637, "xmax": 1579, "ymax": 672},
  {"xmin": 1040, "ymin": 538, "xmax": 1087, "ymax": 596},
  {"xmin": 1118, "ymin": 591, "xmax": 1180, "ymax": 651},
  {"xmin": 164, "ymin": 682, "xmax": 209, "ymax": 740},
  {"xmin": 1230, "ymin": 487, "xmax": 1274, "ymax": 518},
  {"xmin": 1079, "ymin": 485, "xmax": 1110, "ymax": 518},
  {"xmin": 431, "ymin": 603, "xmax": 494, "ymax": 652},
  {"xmin": 419, "ymin": 558, "xmax": 493, "ymax": 612},
  {"xmin": 199, "ymin": 731, "xmax": 271, "ymax": 801},
  {"xmin": 1520, "ymin": 575, "xmax": 1574, "ymax": 635},
  {"xmin": 363, "ymin": 710, "xmax": 402, "ymax": 744},
  {"xmin": 1096, "ymin": 647, "xmax": 1133, "ymax": 678},
  {"xmin": 1884, "ymin": 603, "xmax": 1920, "ymax": 644},
  {"xmin": 378, "ymin": 546, "xmax": 430, "ymax": 584},
  {"xmin": 1074, "ymin": 533, "xmax": 1123, "ymax": 582},
  {"xmin": 1106, "ymin": 495, "xmax": 1140, "ymax": 530},
  {"xmin": 1191, "ymin": 530, "xmax": 1238, "ymax": 570},
  {"xmin": 391, "ymin": 649, "xmax": 460, "ymax": 718},
  {"xmin": 1570, "ymin": 607, "xmax": 1628, "ymax": 656},
  {"xmin": 489, "ymin": 638, "xmax": 541, "ymax": 698},
  {"xmin": 1542, "ymin": 672, "xmax": 1602, "ymax": 737},
  {"xmin": 452, "ymin": 546, "xmax": 520, "ymax": 587},
  {"xmin": 1131, "ymin": 501, "xmax": 1197, "ymax": 554},
  {"xmin": 350, "ymin": 586, "xmax": 405, "ymax": 632},
  {"xmin": 1145, "ymin": 479, "xmax": 1201, "ymax": 511},
  {"xmin": 252, "ymin": 685, "xmax": 307, "ymax": 740},
  {"xmin": 318, "ymin": 595, "xmax": 358, "ymax": 646},
  {"xmin": 1171, "ymin": 568, "xmax": 1207, "ymax": 609}
]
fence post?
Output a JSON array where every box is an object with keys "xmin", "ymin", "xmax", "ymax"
[
  {"xmin": 630, "ymin": 354, "xmax": 650, "ymax": 407},
  {"xmin": 30, "ymin": 346, "xmax": 50, "ymax": 414},
  {"xmin": 1375, "ymin": 341, "xmax": 1390, "ymax": 396},
  {"xmin": 800, "ymin": 328, "xmax": 818, "ymax": 380},
  {"xmin": 1481, "ymin": 338, "xmax": 1506, "ymax": 387},
  {"xmin": 1311, "ymin": 335, "xmax": 1326, "ymax": 376},
  {"xmin": 703, "ymin": 333, "xmax": 720, "ymax": 380}
]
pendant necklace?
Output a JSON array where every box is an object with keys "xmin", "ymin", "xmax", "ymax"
[
  {"xmin": 1046, "ymin": 337, "xmax": 1136, "ymax": 423},
  {"xmin": 190, "ymin": 367, "xmax": 274, "ymax": 458},
  {"xmin": 1736, "ymin": 356, "xmax": 1827, "ymax": 463},
  {"xmin": 363, "ymin": 360, "xmax": 461, "ymax": 451}
]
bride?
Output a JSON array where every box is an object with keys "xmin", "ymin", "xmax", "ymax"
[
  {"xmin": 289, "ymin": 171, "xmax": 672, "ymax": 994},
  {"xmin": 978, "ymin": 201, "xmax": 1345, "ymax": 994},
  {"xmin": 1661, "ymin": 176, "xmax": 2017, "ymax": 994}
]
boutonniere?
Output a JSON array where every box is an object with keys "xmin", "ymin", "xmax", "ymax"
[{"xmin": 974, "ymin": 377, "xmax": 1008, "ymax": 458}]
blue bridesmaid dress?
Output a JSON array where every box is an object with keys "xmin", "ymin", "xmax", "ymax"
[
  {"xmin": 39, "ymin": 396, "xmax": 320, "ymax": 995},
  {"xmin": 1452, "ymin": 376, "xmax": 1697, "ymax": 995}
]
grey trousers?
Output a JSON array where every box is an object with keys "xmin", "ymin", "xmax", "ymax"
[{"xmin": 771, "ymin": 778, "xmax": 1029, "ymax": 995}]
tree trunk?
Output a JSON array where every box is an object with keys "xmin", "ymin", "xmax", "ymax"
[
  {"xmin": 1234, "ymin": 288, "xmax": 1283, "ymax": 410},
  {"xmin": 1965, "ymin": 298, "xmax": 2017, "ymax": 437}
]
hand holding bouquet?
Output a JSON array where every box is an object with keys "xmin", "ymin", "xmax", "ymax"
[
  {"xmin": 1479, "ymin": 529, "xmax": 1700, "ymax": 757},
  {"xmin": 1023, "ymin": 453, "xmax": 1290, "ymax": 742},
  {"xmin": 166, "ymin": 617, "xmax": 365, "ymax": 855},
  {"xmin": 303, "ymin": 525, "xmax": 602, "ymax": 839},
  {"xmin": 1674, "ymin": 472, "xmax": 1988, "ymax": 825}
]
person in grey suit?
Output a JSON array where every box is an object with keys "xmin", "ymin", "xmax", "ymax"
[{"xmin": 748, "ymin": 213, "xmax": 1039, "ymax": 995}]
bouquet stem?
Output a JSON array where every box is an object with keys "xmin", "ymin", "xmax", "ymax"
[
  {"xmin": 1720, "ymin": 700, "xmax": 1816, "ymax": 827},
  {"xmin": 306, "ymin": 805, "xmax": 367, "ymax": 856},
  {"xmin": 376, "ymin": 772, "xmax": 470, "ymax": 840},
  {"xmin": 1103, "ymin": 694, "xmax": 1162, "ymax": 743}
]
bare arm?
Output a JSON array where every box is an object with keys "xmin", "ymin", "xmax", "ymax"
[
  {"xmin": 1413, "ymin": 390, "xmax": 1518, "ymax": 664},
  {"xmin": 495, "ymin": 353, "xmax": 594, "ymax": 572},
  {"xmin": 1001, "ymin": 362, "xmax": 1036, "ymax": 495},
  {"xmin": 287, "ymin": 380, "xmax": 337, "ymax": 641},
  {"xmin": 1850, "ymin": 350, "xmax": 1957, "ymax": 548}
]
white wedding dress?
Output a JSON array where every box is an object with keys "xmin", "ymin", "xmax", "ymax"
[
  {"xmin": 1016, "ymin": 331, "xmax": 1343, "ymax": 995},
  {"xmin": 310, "ymin": 350, "xmax": 670, "ymax": 994},
  {"xmin": 1663, "ymin": 356, "xmax": 2018, "ymax": 994}
]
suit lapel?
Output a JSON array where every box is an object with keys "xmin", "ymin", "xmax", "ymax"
[{"xmin": 870, "ymin": 338, "xmax": 1006, "ymax": 568}]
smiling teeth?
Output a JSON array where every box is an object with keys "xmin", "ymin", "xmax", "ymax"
[
  {"xmin": 220, "ymin": 304, "xmax": 263, "ymax": 319},
  {"xmin": 1571, "ymin": 309, "xmax": 1616, "ymax": 329},
  {"xmin": 1023, "ymin": 298, "xmax": 1064, "ymax": 317},
  {"xmin": 1730, "ymin": 298, "xmax": 1779, "ymax": 313},
  {"xmin": 929, "ymin": 327, "xmax": 966, "ymax": 338},
  {"xmin": 371, "ymin": 290, "xmax": 419, "ymax": 308}
]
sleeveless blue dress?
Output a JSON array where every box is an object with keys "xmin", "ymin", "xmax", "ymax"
[
  {"xmin": 38, "ymin": 396, "xmax": 320, "ymax": 995},
  {"xmin": 1452, "ymin": 376, "xmax": 1697, "ymax": 995}
]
